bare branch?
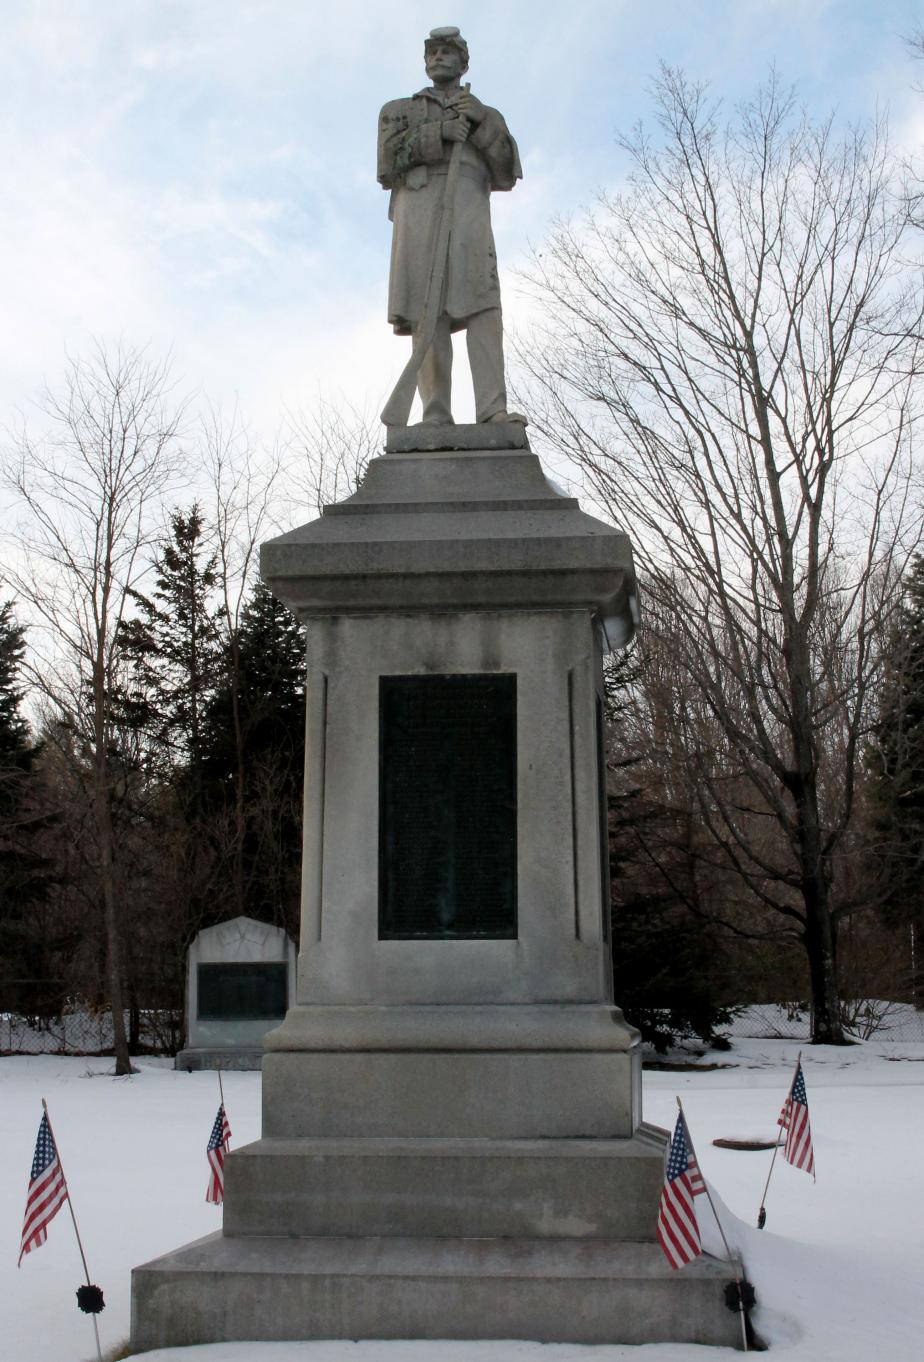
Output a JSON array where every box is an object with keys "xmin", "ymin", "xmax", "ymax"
[{"xmin": 516, "ymin": 73, "xmax": 924, "ymax": 1043}]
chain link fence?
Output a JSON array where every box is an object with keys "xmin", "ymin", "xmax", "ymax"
[
  {"xmin": 725, "ymin": 1000, "xmax": 924, "ymax": 1043},
  {"xmin": 1, "ymin": 983, "xmax": 182, "ymax": 1057}
]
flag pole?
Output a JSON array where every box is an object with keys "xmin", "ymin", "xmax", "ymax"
[
  {"xmin": 756, "ymin": 1050, "xmax": 801, "ymax": 1229},
  {"xmin": 677, "ymin": 1098, "xmax": 749, "ymax": 1353},
  {"xmin": 41, "ymin": 1100, "xmax": 103, "ymax": 1362},
  {"xmin": 217, "ymin": 1068, "xmax": 225, "ymax": 1110}
]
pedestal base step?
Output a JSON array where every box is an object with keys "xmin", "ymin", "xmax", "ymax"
[
  {"xmin": 224, "ymin": 1130, "xmax": 667, "ymax": 1240},
  {"xmin": 131, "ymin": 1231, "xmax": 743, "ymax": 1351}
]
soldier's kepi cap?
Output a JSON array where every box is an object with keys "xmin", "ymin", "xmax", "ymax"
[{"xmin": 424, "ymin": 25, "xmax": 469, "ymax": 71}]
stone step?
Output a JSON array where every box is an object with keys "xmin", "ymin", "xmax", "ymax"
[
  {"xmin": 223, "ymin": 1128, "xmax": 669, "ymax": 1241},
  {"xmin": 131, "ymin": 1230, "xmax": 743, "ymax": 1351}
]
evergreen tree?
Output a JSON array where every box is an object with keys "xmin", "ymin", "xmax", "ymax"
[
  {"xmin": 120, "ymin": 504, "xmax": 223, "ymax": 777},
  {"xmin": 115, "ymin": 507, "xmax": 227, "ymax": 1017},
  {"xmin": 0, "ymin": 602, "xmax": 57, "ymax": 1007},
  {"xmin": 0, "ymin": 602, "xmax": 30, "ymax": 762},
  {"xmin": 201, "ymin": 579, "xmax": 306, "ymax": 933},
  {"xmin": 604, "ymin": 650, "xmax": 738, "ymax": 1052},
  {"xmin": 608, "ymin": 782, "xmax": 738, "ymax": 1052},
  {"xmin": 869, "ymin": 555, "xmax": 924, "ymax": 999},
  {"xmin": 219, "ymin": 579, "xmax": 306, "ymax": 763}
]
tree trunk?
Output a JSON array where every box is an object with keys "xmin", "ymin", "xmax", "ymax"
[
  {"xmin": 794, "ymin": 780, "xmax": 847, "ymax": 1044},
  {"xmin": 95, "ymin": 768, "xmax": 133, "ymax": 1073},
  {"xmin": 803, "ymin": 889, "xmax": 846, "ymax": 1043},
  {"xmin": 230, "ymin": 634, "xmax": 247, "ymax": 919},
  {"xmin": 786, "ymin": 617, "xmax": 848, "ymax": 1044}
]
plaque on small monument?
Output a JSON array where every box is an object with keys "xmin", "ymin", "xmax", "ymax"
[
  {"xmin": 379, "ymin": 673, "xmax": 517, "ymax": 938},
  {"xmin": 197, "ymin": 961, "xmax": 288, "ymax": 1021}
]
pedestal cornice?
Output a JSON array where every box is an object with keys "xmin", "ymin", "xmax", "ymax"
[{"xmin": 261, "ymin": 435, "xmax": 639, "ymax": 650}]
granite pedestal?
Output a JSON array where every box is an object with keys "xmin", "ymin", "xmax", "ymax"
[{"xmin": 131, "ymin": 425, "xmax": 744, "ymax": 1351}]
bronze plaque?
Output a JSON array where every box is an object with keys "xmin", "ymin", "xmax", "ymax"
[
  {"xmin": 379, "ymin": 674, "xmax": 517, "ymax": 939},
  {"xmin": 197, "ymin": 962, "xmax": 288, "ymax": 1020}
]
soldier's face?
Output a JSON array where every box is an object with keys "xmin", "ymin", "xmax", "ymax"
[{"xmin": 425, "ymin": 43, "xmax": 463, "ymax": 84}]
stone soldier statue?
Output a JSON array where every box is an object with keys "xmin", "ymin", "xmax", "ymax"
[{"xmin": 378, "ymin": 26, "xmax": 525, "ymax": 427}]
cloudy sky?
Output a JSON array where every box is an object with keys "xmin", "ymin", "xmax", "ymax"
[{"xmin": 3, "ymin": 0, "xmax": 924, "ymax": 434}]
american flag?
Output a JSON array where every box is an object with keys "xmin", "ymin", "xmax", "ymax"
[
  {"xmin": 19, "ymin": 1112, "xmax": 69, "ymax": 1267},
  {"xmin": 657, "ymin": 1111, "xmax": 706, "ymax": 1269},
  {"xmin": 205, "ymin": 1103, "xmax": 232, "ymax": 1204},
  {"xmin": 778, "ymin": 1062, "xmax": 815, "ymax": 1179}
]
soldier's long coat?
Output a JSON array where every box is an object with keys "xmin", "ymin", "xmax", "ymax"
[{"xmin": 377, "ymin": 86, "xmax": 521, "ymax": 334}]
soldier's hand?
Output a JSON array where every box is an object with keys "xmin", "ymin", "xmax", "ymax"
[
  {"xmin": 454, "ymin": 94, "xmax": 486, "ymax": 125},
  {"xmin": 442, "ymin": 116, "xmax": 470, "ymax": 143}
]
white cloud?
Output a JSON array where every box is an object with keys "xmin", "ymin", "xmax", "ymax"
[{"xmin": 2, "ymin": 0, "xmax": 921, "ymax": 446}]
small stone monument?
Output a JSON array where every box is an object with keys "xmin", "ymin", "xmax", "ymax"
[
  {"xmin": 131, "ymin": 27, "xmax": 745, "ymax": 1351},
  {"xmin": 174, "ymin": 917, "xmax": 296, "ymax": 1072}
]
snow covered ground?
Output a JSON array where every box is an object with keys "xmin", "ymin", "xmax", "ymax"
[{"xmin": 2, "ymin": 1038, "xmax": 922, "ymax": 1362}]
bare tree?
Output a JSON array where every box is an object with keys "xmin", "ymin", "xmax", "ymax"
[
  {"xmin": 200, "ymin": 405, "xmax": 285, "ymax": 919},
  {"xmin": 905, "ymin": 27, "xmax": 924, "ymax": 68},
  {"xmin": 517, "ymin": 70, "xmax": 924, "ymax": 1042},
  {"xmin": 281, "ymin": 393, "xmax": 380, "ymax": 515},
  {"xmin": 3, "ymin": 343, "xmax": 184, "ymax": 1072}
]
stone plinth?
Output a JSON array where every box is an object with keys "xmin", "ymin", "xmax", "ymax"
[{"xmin": 131, "ymin": 427, "xmax": 745, "ymax": 1351}]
